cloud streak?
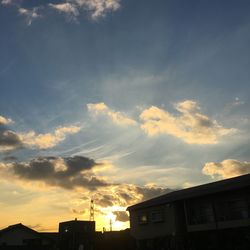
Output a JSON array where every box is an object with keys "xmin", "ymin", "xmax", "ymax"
[{"xmin": 140, "ymin": 100, "xmax": 235, "ymax": 144}]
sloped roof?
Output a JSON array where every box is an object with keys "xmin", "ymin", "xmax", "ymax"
[
  {"xmin": 127, "ymin": 173, "xmax": 250, "ymax": 211},
  {"xmin": 0, "ymin": 223, "xmax": 39, "ymax": 235}
]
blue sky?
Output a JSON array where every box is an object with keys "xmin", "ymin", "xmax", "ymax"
[{"xmin": 1, "ymin": 0, "xmax": 250, "ymax": 231}]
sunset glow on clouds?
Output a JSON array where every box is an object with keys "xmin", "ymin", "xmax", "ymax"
[
  {"xmin": 140, "ymin": 100, "xmax": 235, "ymax": 144},
  {"xmin": 87, "ymin": 103, "xmax": 137, "ymax": 126},
  {"xmin": 1, "ymin": 0, "xmax": 250, "ymax": 231}
]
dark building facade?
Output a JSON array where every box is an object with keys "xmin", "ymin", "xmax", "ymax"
[
  {"xmin": 59, "ymin": 219, "xmax": 95, "ymax": 250},
  {"xmin": 127, "ymin": 174, "xmax": 250, "ymax": 250}
]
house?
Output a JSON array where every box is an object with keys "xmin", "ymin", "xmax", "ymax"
[
  {"xmin": 127, "ymin": 173, "xmax": 250, "ymax": 250},
  {"xmin": 0, "ymin": 223, "xmax": 57, "ymax": 250}
]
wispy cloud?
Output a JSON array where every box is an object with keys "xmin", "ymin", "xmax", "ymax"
[
  {"xmin": 140, "ymin": 100, "xmax": 235, "ymax": 144},
  {"xmin": 48, "ymin": 3, "xmax": 79, "ymax": 21},
  {"xmin": 73, "ymin": 0, "xmax": 121, "ymax": 19},
  {"xmin": 18, "ymin": 7, "xmax": 42, "ymax": 26},
  {"xmin": 202, "ymin": 159, "xmax": 250, "ymax": 179},
  {"xmin": 87, "ymin": 102, "xmax": 137, "ymax": 126},
  {"xmin": 1, "ymin": 0, "xmax": 14, "ymax": 5},
  {"xmin": 2, "ymin": 0, "xmax": 121, "ymax": 24}
]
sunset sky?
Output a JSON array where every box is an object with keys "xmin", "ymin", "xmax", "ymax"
[{"xmin": 1, "ymin": 0, "xmax": 250, "ymax": 232}]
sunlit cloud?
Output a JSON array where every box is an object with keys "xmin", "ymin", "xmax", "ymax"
[
  {"xmin": 48, "ymin": 3, "xmax": 79, "ymax": 21},
  {"xmin": 2, "ymin": 0, "xmax": 121, "ymax": 24},
  {"xmin": 50, "ymin": 0, "xmax": 121, "ymax": 20},
  {"xmin": 140, "ymin": 100, "xmax": 235, "ymax": 144},
  {"xmin": 0, "ymin": 115, "xmax": 12, "ymax": 125},
  {"xmin": 202, "ymin": 159, "xmax": 250, "ymax": 179},
  {"xmin": 73, "ymin": 0, "xmax": 121, "ymax": 20},
  {"xmin": 19, "ymin": 126, "xmax": 81, "ymax": 150},
  {"xmin": 0, "ymin": 124, "xmax": 80, "ymax": 152},
  {"xmin": 87, "ymin": 102, "xmax": 137, "ymax": 126}
]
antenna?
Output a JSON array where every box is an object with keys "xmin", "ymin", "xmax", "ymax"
[{"xmin": 89, "ymin": 199, "xmax": 94, "ymax": 221}]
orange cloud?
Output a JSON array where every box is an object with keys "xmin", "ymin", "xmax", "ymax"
[
  {"xmin": 140, "ymin": 100, "xmax": 235, "ymax": 144},
  {"xmin": 19, "ymin": 126, "xmax": 81, "ymax": 149},
  {"xmin": 0, "ymin": 115, "xmax": 12, "ymax": 125},
  {"xmin": 202, "ymin": 159, "xmax": 250, "ymax": 179},
  {"xmin": 87, "ymin": 102, "xmax": 137, "ymax": 126}
]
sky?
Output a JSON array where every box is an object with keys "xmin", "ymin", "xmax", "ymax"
[{"xmin": 1, "ymin": 0, "xmax": 250, "ymax": 232}]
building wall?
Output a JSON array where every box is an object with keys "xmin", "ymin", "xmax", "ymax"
[{"xmin": 129, "ymin": 204, "xmax": 176, "ymax": 240}]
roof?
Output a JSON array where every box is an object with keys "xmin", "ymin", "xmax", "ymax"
[
  {"xmin": 127, "ymin": 173, "xmax": 250, "ymax": 211},
  {"xmin": 0, "ymin": 223, "xmax": 39, "ymax": 236},
  {"xmin": 0, "ymin": 224, "xmax": 57, "ymax": 243}
]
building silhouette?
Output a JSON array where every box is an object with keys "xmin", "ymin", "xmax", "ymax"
[
  {"xmin": 0, "ymin": 223, "xmax": 56, "ymax": 250},
  {"xmin": 58, "ymin": 219, "xmax": 95, "ymax": 250}
]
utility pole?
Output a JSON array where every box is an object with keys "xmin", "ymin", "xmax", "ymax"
[
  {"xmin": 109, "ymin": 219, "xmax": 112, "ymax": 232},
  {"xmin": 89, "ymin": 199, "xmax": 94, "ymax": 221}
]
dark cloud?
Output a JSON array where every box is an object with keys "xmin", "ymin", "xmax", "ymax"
[
  {"xmin": 0, "ymin": 129, "xmax": 23, "ymax": 151},
  {"xmin": 113, "ymin": 211, "xmax": 129, "ymax": 222},
  {"xmin": 8, "ymin": 156, "xmax": 109, "ymax": 190},
  {"xmin": 96, "ymin": 194, "xmax": 114, "ymax": 207},
  {"xmin": 136, "ymin": 186, "xmax": 173, "ymax": 201},
  {"xmin": 2, "ymin": 155, "xmax": 18, "ymax": 161},
  {"xmin": 93, "ymin": 185, "xmax": 174, "ymax": 209},
  {"xmin": 117, "ymin": 192, "xmax": 134, "ymax": 203},
  {"xmin": 71, "ymin": 209, "xmax": 86, "ymax": 215}
]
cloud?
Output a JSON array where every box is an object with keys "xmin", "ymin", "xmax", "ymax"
[
  {"xmin": 94, "ymin": 183, "xmax": 172, "ymax": 209},
  {"xmin": 1, "ymin": 0, "xmax": 16, "ymax": 5},
  {"xmin": 49, "ymin": 3, "xmax": 79, "ymax": 21},
  {"xmin": 202, "ymin": 159, "xmax": 250, "ymax": 179},
  {"xmin": 87, "ymin": 102, "xmax": 137, "ymax": 126},
  {"xmin": 140, "ymin": 100, "xmax": 235, "ymax": 144},
  {"xmin": 18, "ymin": 7, "xmax": 42, "ymax": 26},
  {"xmin": 74, "ymin": 0, "xmax": 121, "ymax": 19},
  {"xmin": 2, "ymin": 0, "xmax": 121, "ymax": 24},
  {"xmin": 0, "ymin": 130, "xmax": 23, "ymax": 152},
  {"xmin": 0, "ymin": 156, "xmax": 109, "ymax": 190},
  {"xmin": 113, "ymin": 211, "xmax": 129, "ymax": 222},
  {"xmin": 19, "ymin": 126, "xmax": 81, "ymax": 150},
  {"xmin": 0, "ymin": 114, "xmax": 80, "ymax": 152},
  {"xmin": 0, "ymin": 115, "xmax": 12, "ymax": 125}
]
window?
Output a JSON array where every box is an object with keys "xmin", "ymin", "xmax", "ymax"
[
  {"xmin": 138, "ymin": 214, "xmax": 148, "ymax": 224},
  {"xmin": 187, "ymin": 199, "xmax": 214, "ymax": 225},
  {"xmin": 151, "ymin": 210, "xmax": 164, "ymax": 223},
  {"xmin": 217, "ymin": 198, "xmax": 249, "ymax": 221}
]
